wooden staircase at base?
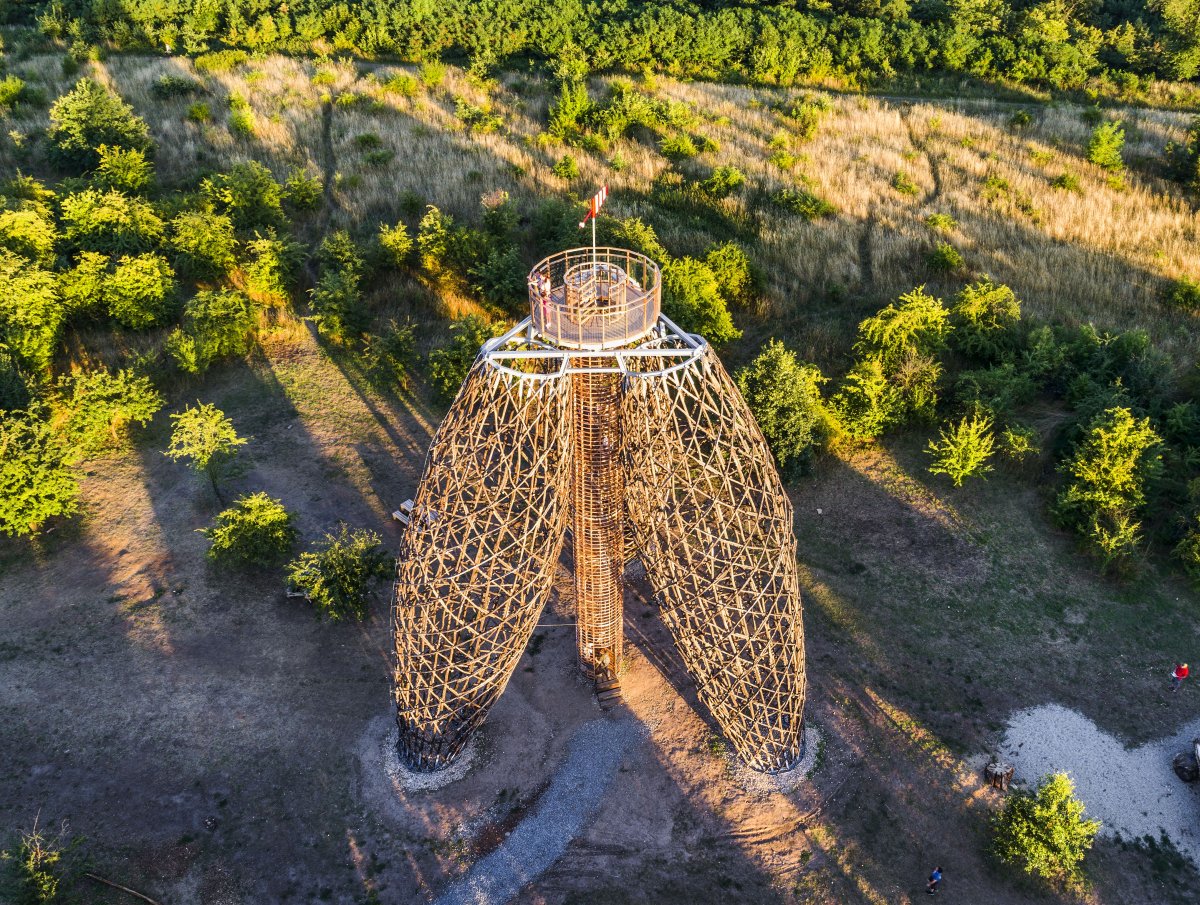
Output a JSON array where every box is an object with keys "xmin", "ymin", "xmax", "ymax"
[{"xmin": 595, "ymin": 676, "xmax": 623, "ymax": 710}]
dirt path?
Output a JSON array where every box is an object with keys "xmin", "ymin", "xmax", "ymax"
[
  {"xmin": 999, "ymin": 704, "xmax": 1200, "ymax": 862},
  {"xmin": 433, "ymin": 718, "xmax": 644, "ymax": 905}
]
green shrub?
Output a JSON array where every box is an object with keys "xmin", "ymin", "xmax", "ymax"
[
  {"xmin": 612, "ymin": 217, "xmax": 669, "ymax": 262},
  {"xmin": 243, "ymin": 231, "xmax": 302, "ymax": 304},
  {"xmin": 470, "ymin": 245, "xmax": 526, "ymax": 311},
  {"xmin": 429, "ymin": 315, "xmax": 501, "ymax": 402},
  {"xmin": 152, "ymin": 74, "xmax": 203, "ymax": 99},
  {"xmin": 787, "ymin": 99, "xmax": 827, "ymax": 141},
  {"xmin": 552, "ymin": 154, "xmax": 580, "ymax": 179},
  {"xmin": 855, "ymin": 287, "xmax": 950, "ymax": 370},
  {"xmin": 736, "ymin": 340, "xmax": 828, "ymax": 474},
  {"xmin": 454, "ymin": 98, "xmax": 503, "ymax": 133},
  {"xmin": 769, "ymin": 149, "xmax": 797, "ymax": 170},
  {"xmin": 417, "ymin": 205, "xmax": 455, "ymax": 273},
  {"xmin": 771, "ymin": 188, "xmax": 835, "ymax": 220},
  {"xmin": 1000, "ymin": 423, "xmax": 1041, "ymax": 463},
  {"xmin": 186, "ymin": 101, "xmax": 211, "ymax": 124},
  {"xmin": 378, "ymin": 220, "xmax": 413, "ymax": 267},
  {"xmin": 385, "ymin": 73, "xmax": 420, "ymax": 97},
  {"xmin": 832, "ymin": 357, "xmax": 902, "ymax": 441},
  {"xmin": 1009, "ymin": 109, "xmax": 1033, "ymax": 129},
  {"xmin": 0, "ymin": 346, "xmax": 31, "ymax": 411},
  {"xmin": 1165, "ymin": 277, "xmax": 1200, "ymax": 313},
  {"xmin": 891, "ymin": 170, "xmax": 920, "ymax": 196},
  {"xmin": 60, "ymin": 189, "xmax": 164, "ymax": 254},
  {"xmin": 1, "ymin": 814, "xmax": 68, "ymax": 903},
  {"xmin": 1051, "ymin": 171, "xmax": 1082, "ymax": 193},
  {"xmin": 58, "ymin": 251, "xmax": 107, "ymax": 316},
  {"xmin": 925, "ymin": 212, "xmax": 957, "ymax": 232},
  {"xmin": 202, "ymin": 492, "xmax": 298, "ymax": 566},
  {"xmin": 364, "ymin": 319, "xmax": 419, "ymax": 392},
  {"xmin": 309, "ymin": 269, "xmax": 366, "ymax": 343},
  {"xmin": 956, "ymin": 363, "xmax": 1037, "ymax": 418},
  {"xmin": 194, "ymin": 50, "xmax": 248, "ymax": 73},
  {"xmin": 282, "ymin": 168, "xmax": 322, "ymax": 210},
  {"xmin": 927, "ymin": 241, "xmax": 965, "ymax": 273},
  {"xmin": 105, "ymin": 253, "xmax": 175, "ymax": 329},
  {"xmin": 419, "ymin": 61, "xmax": 446, "ymax": 89},
  {"xmin": 57, "ymin": 368, "xmax": 163, "ymax": 460},
  {"xmin": 993, "ymin": 772, "xmax": 1099, "ymax": 886},
  {"xmin": 659, "ymin": 133, "xmax": 699, "ymax": 160},
  {"xmin": 0, "ymin": 407, "xmax": 79, "ymax": 536},
  {"xmin": 164, "ymin": 402, "xmax": 247, "ymax": 501},
  {"xmin": 0, "ymin": 74, "xmax": 27, "ymax": 113},
  {"xmin": 93, "ymin": 144, "xmax": 152, "ymax": 193},
  {"xmin": 170, "ymin": 210, "xmax": 237, "ymax": 277},
  {"xmin": 0, "ymin": 208, "xmax": 58, "ymax": 265},
  {"xmin": 927, "ymin": 413, "xmax": 995, "ymax": 486},
  {"xmin": 951, "ymin": 279, "xmax": 1021, "ymax": 360},
  {"xmin": 547, "ymin": 77, "xmax": 592, "ymax": 140},
  {"xmin": 201, "ymin": 162, "xmax": 284, "ymax": 232},
  {"xmin": 0, "ymin": 253, "xmax": 63, "ymax": 371},
  {"xmin": 167, "ymin": 290, "xmax": 256, "ymax": 374},
  {"xmin": 704, "ymin": 242, "xmax": 755, "ymax": 306},
  {"xmin": 286, "ymin": 524, "xmax": 391, "ymax": 621},
  {"xmin": 1087, "ymin": 120, "xmax": 1125, "ymax": 172},
  {"xmin": 1055, "ymin": 406, "xmax": 1161, "ymax": 568},
  {"xmin": 662, "ymin": 257, "xmax": 741, "ymax": 344},
  {"xmin": 47, "ymin": 77, "xmax": 152, "ymax": 172},
  {"xmin": 698, "ymin": 165, "xmax": 745, "ymax": 199}
]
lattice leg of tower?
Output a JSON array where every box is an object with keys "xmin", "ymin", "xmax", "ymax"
[
  {"xmin": 622, "ymin": 349, "xmax": 806, "ymax": 773},
  {"xmin": 570, "ymin": 362, "xmax": 624, "ymax": 682},
  {"xmin": 393, "ymin": 362, "xmax": 572, "ymax": 770}
]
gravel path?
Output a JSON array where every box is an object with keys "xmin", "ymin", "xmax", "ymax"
[
  {"xmin": 999, "ymin": 704, "xmax": 1200, "ymax": 863},
  {"xmin": 433, "ymin": 717, "xmax": 644, "ymax": 905}
]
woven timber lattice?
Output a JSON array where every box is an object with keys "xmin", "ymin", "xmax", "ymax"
[
  {"xmin": 571, "ymin": 360, "xmax": 624, "ymax": 680},
  {"xmin": 393, "ymin": 360, "xmax": 572, "ymax": 770},
  {"xmin": 623, "ymin": 348, "xmax": 806, "ymax": 773}
]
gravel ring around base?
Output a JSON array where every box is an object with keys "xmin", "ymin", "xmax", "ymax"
[
  {"xmin": 732, "ymin": 725, "xmax": 822, "ymax": 795},
  {"xmin": 381, "ymin": 723, "xmax": 478, "ymax": 792}
]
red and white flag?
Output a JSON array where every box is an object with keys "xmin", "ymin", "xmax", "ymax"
[{"xmin": 579, "ymin": 185, "xmax": 608, "ymax": 227}]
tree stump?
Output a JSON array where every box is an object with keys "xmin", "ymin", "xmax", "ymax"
[
  {"xmin": 1173, "ymin": 750, "xmax": 1199, "ymax": 783},
  {"xmin": 985, "ymin": 762, "xmax": 1014, "ymax": 791}
]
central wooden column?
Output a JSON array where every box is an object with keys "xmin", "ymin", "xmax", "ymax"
[{"xmin": 570, "ymin": 361, "xmax": 623, "ymax": 682}]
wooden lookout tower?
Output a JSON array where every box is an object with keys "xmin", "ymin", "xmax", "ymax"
[{"xmin": 393, "ymin": 244, "xmax": 807, "ymax": 774}]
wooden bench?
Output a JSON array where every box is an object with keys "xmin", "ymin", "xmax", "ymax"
[{"xmin": 392, "ymin": 499, "xmax": 415, "ymax": 526}]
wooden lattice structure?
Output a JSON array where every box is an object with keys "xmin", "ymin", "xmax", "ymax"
[{"xmin": 393, "ymin": 247, "xmax": 806, "ymax": 773}]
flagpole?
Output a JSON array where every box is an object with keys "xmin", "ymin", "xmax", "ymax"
[{"xmin": 591, "ymin": 215, "xmax": 597, "ymax": 269}]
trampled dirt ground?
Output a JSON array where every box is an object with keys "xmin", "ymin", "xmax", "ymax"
[{"xmin": 4, "ymin": 322, "xmax": 1200, "ymax": 904}]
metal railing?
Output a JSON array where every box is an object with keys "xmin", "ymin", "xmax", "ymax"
[{"xmin": 528, "ymin": 247, "xmax": 661, "ymax": 350}]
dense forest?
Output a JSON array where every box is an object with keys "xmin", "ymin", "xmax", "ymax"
[{"xmin": 11, "ymin": 0, "xmax": 1200, "ymax": 95}]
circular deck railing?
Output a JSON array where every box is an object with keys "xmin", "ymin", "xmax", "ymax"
[{"xmin": 528, "ymin": 247, "xmax": 662, "ymax": 350}]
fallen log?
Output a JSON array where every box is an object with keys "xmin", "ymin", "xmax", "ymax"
[{"xmin": 84, "ymin": 872, "xmax": 162, "ymax": 905}]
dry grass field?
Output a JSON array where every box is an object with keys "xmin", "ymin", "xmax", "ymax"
[{"xmin": 2, "ymin": 52, "xmax": 1200, "ymax": 904}]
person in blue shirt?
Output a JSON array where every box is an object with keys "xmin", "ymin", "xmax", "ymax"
[{"xmin": 926, "ymin": 866, "xmax": 942, "ymax": 895}]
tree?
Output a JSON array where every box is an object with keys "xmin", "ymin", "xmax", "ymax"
[
  {"xmin": 927, "ymin": 413, "xmax": 996, "ymax": 486},
  {"xmin": 378, "ymin": 220, "xmax": 413, "ymax": 267},
  {"xmin": 286, "ymin": 525, "xmax": 391, "ymax": 621},
  {"xmin": 832, "ymin": 357, "xmax": 902, "ymax": 441},
  {"xmin": 1086, "ymin": 120, "xmax": 1125, "ymax": 172},
  {"xmin": 0, "ymin": 208, "xmax": 58, "ymax": 265},
  {"xmin": 855, "ymin": 286, "xmax": 950, "ymax": 370},
  {"xmin": 0, "ymin": 253, "xmax": 63, "ymax": 371},
  {"xmin": 59, "ymin": 189, "xmax": 164, "ymax": 254},
  {"xmin": 57, "ymin": 368, "xmax": 163, "ymax": 461},
  {"xmin": 1055, "ymin": 406, "xmax": 1161, "ymax": 568},
  {"xmin": 164, "ymin": 402, "xmax": 247, "ymax": 501},
  {"xmin": 170, "ymin": 210, "xmax": 237, "ymax": 277},
  {"xmin": 0, "ymin": 407, "xmax": 79, "ymax": 537},
  {"xmin": 736, "ymin": 340, "xmax": 828, "ymax": 475},
  {"xmin": 951, "ymin": 279, "xmax": 1021, "ymax": 360},
  {"xmin": 167, "ymin": 290, "xmax": 256, "ymax": 374},
  {"xmin": 429, "ymin": 315, "xmax": 502, "ymax": 402},
  {"xmin": 47, "ymin": 77, "xmax": 152, "ymax": 172},
  {"xmin": 201, "ymin": 492, "xmax": 298, "ymax": 566},
  {"xmin": 243, "ymin": 230, "xmax": 301, "ymax": 304},
  {"xmin": 662, "ymin": 256, "xmax": 741, "ymax": 344},
  {"xmin": 201, "ymin": 162, "xmax": 284, "ymax": 231},
  {"xmin": 993, "ymin": 772, "xmax": 1100, "ymax": 886},
  {"xmin": 104, "ymin": 254, "xmax": 175, "ymax": 329},
  {"xmin": 93, "ymin": 144, "xmax": 153, "ymax": 193}
]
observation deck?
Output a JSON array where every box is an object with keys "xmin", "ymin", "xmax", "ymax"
[{"xmin": 528, "ymin": 247, "xmax": 661, "ymax": 351}]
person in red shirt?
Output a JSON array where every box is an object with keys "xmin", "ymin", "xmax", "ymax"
[{"xmin": 1171, "ymin": 662, "xmax": 1189, "ymax": 693}]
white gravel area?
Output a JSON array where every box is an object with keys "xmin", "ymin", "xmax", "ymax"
[
  {"xmin": 998, "ymin": 704, "xmax": 1200, "ymax": 863},
  {"xmin": 433, "ymin": 717, "xmax": 645, "ymax": 905}
]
